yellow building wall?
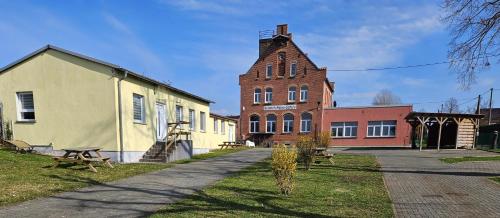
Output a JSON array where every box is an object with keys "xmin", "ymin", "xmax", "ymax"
[{"xmin": 0, "ymin": 50, "xmax": 120, "ymax": 151}]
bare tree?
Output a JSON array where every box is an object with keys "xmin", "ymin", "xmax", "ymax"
[
  {"xmin": 372, "ymin": 89, "xmax": 402, "ymax": 105},
  {"xmin": 442, "ymin": 0, "xmax": 499, "ymax": 89},
  {"xmin": 443, "ymin": 97, "xmax": 461, "ymax": 113}
]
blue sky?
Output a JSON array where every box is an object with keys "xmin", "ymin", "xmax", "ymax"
[{"xmin": 0, "ymin": 0, "xmax": 498, "ymax": 115}]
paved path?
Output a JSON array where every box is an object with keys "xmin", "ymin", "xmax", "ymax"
[
  {"xmin": 0, "ymin": 148, "xmax": 270, "ymax": 218},
  {"xmin": 335, "ymin": 148, "xmax": 500, "ymax": 218}
]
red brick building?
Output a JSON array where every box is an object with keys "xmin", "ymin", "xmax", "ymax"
[
  {"xmin": 322, "ymin": 105, "xmax": 413, "ymax": 147},
  {"xmin": 239, "ymin": 24, "xmax": 413, "ymax": 147},
  {"xmin": 239, "ymin": 24, "xmax": 334, "ymax": 145}
]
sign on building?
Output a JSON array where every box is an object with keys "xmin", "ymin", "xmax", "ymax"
[{"xmin": 263, "ymin": 105, "xmax": 297, "ymax": 111}]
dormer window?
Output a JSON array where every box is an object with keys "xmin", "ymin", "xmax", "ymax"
[
  {"xmin": 266, "ymin": 64, "xmax": 272, "ymax": 78},
  {"xmin": 290, "ymin": 61, "xmax": 297, "ymax": 77}
]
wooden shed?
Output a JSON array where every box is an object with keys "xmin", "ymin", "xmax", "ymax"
[{"xmin": 405, "ymin": 112, "xmax": 484, "ymax": 150}]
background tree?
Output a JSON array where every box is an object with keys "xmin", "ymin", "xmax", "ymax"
[
  {"xmin": 443, "ymin": 97, "xmax": 461, "ymax": 113},
  {"xmin": 443, "ymin": 0, "xmax": 499, "ymax": 88},
  {"xmin": 372, "ymin": 89, "xmax": 402, "ymax": 105}
]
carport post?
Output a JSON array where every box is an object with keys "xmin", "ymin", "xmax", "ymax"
[
  {"xmin": 436, "ymin": 117, "xmax": 448, "ymax": 151},
  {"xmin": 416, "ymin": 116, "xmax": 428, "ymax": 151}
]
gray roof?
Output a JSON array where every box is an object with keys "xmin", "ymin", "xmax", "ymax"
[{"xmin": 0, "ymin": 45, "xmax": 214, "ymax": 104}]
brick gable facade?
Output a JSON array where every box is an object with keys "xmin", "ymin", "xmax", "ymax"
[{"xmin": 239, "ymin": 24, "xmax": 334, "ymax": 145}]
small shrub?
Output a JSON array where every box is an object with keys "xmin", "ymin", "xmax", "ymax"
[
  {"xmin": 4, "ymin": 121, "xmax": 13, "ymax": 141},
  {"xmin": 317, "ymin": 131, "xmax": 331, "ymax": 148},
  {"xmin": 271, "ymin": 144, "xmax": 297, "ymax": 196},
  {"xmin": 296, "ymin": 136, "xmax": 316, "ymax": 170}
]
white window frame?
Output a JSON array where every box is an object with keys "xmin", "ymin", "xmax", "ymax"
[
  {"xmin": 214, "ymin": 118, "xmax": 218, "ymax": 133},
  {"xmin": 254, "ymin": 88, "xmax": 261, "ymax": 104},
  {"xmin": 16, "ymin": 92, "xmax": 36, "ymax": 122},
  {"xmin": 265, "ymin": 88, "xmax": 272, "ymax": 103},
  {"xmin": 331, "ymin": 122, "xmax": 358, "ymax": 138},
  {"xmin": 176, "ymin": 105, "xmax": 183, "ymax": 128},
  {"xmin": 367, "ymin": 120, "xmax": 396, "ymax": 137},
  {"xmin": 189, "ymin": 109, "xmax": 195, "ymax": 131},
  {"xmin": 290, "ymin": 61, "xmax": 297, "ymax": 77},
  {"xmin": 288, "ymin": 87, "xmax": 296, "ymax": 102},
  {"xmin": 300, "ymin": 86, "xmax": 308, "ymax": 102},
  {"xmin": 200, "ymin": 111, "xmax": 206, "ymax": 132},
  {"xmin": 266, "ymin": 115, "xmax": 276, "ymax": 133},
  {"xmin": 300, "ymin": 113, "xmax": 312, "ymax": 133},
  {"xmin": 249, "ymin": 115, "xmax": 259, "ymax": 133},
  {"xmin": 266, "ymin": 64, "xmax": 272, "ymax": 78},
  {"xmin": 133, "ymin": 93, "xmax": 145, "ymax": 123},
  {"xmin": 283, "ymin": 114, "xmax": 294, "ymax": 133},
  {"xmin": 221, "ymin": 120, "xmax": 225, "ymax": 135}
]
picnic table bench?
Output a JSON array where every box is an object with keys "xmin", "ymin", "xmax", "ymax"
[
  {"xmin": 218, "ymin": 140, "xmax": 245, "ymax": 149},
  {"xmin": 52, "ymin": 147, "xmax": 113, "ymax": 172},
  {"xmin": 313, "ymin": 147, "xmax": 335, "ymax": 165}
]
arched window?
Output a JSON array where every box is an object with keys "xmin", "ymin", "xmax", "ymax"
[
  {"xmin": 249, "ymin": 115, "xmax": 260, "ymax": 133},
  {"xmin": 300, "ymin": 85, "xmax": 308, "ymax": 102},
  {"xmin": 266, "ymin": 114, "xmax": 277, "ymax": 133},
  {"xmin": 283, "ymin": 113, "xmax": 294, "ymax": 133},
  {"xmin": 253, "ymin": 88, "xmax": 261, "ymax": 104},
  {"xmin": 300, "ymin": 112, "xmax": 312, "ymax": 133},
  {"xmin": 265, "ymin": 87, "xmax": 273, "ymax": 103},
  {"xmin": 288, "ymin": 86, "xmax": 296, "ymax": 102}
]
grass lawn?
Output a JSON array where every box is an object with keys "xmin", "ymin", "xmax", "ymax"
[
  {"xmin": 152, "ymin": 154, "xmax": 393, "ymax": 218},
  {"xmin": 0, "ymin": 147, "xmax": 247, "ymax": 207},
  {"xmin": 490, "ymin": 177, "xmax": 500, "ymax": 184},
  {"xmin": 440, "ymin": 155, "xmax": 500, "ymax": 163}
]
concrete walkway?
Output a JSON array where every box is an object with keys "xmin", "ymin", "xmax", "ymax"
[
  {"xmin": 0, "ymin": 148, "xmax": 270, "ymax": 218},
  {"xmin": 335, "ymin": 148, "xmax": 500, "ymax": 218}
]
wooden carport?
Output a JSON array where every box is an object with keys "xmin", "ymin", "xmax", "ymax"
[{"xmin": 405, "ymin": 112, "xmax": 484, "ymax": 151}]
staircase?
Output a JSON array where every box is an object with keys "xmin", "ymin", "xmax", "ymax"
[{"xmin": 139, "ymin": 124, "xmax": 191, "ymax": 163}]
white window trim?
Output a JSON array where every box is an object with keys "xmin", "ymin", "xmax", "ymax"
[
  {"xmin": 300, "ymin": 119, "xmax": 312, "ymax": 133},
  {"xmin": 16, "ymin": 92, "xmax": 35, "ymax": 122},
  {"xmin": 300, "ymin": 86, "xmax": 308, "ymax": 102},
  {"xmin": 249, "ymin": 120, "xmax": 259, "ymax": 133},
  {"xmin": 283, "ymin": 117, "xmax": 293, "ymax": 133},
  {"xmin": 331, "ymin": 122, "xmax": 358, "ymax": 138},
  {"xmin": 266, "ymin": 64, "xmax": 272, "ymax": 78},
  {"xmin": 265, "ymin": 89, "xmax": 272, "ymax": 103},
  {"xmin": 133, "ymin": 94, "xmax": 145, "ymax": 124},
  {"xmin": 266, "ymin": 120, "xmax": 276, "ymax": 133},
  {"xmin": 290, "ymin": 61, "xmax": 297, "ymax": 77},
  {"xmin": 288, "ymin": 87, "xmax": 296, "ymax": 102},
  {"xmin": 221, "ymin": 120, "xmax": 225, "ymax": 135},
  {"xmin": 366, "ymin": 121, "xmax": 396, "ymax": 137},
  {"xmin": 254, "ymin": 90, "xmax": 261, "ymax": 104},
  {"xmin": 214, "ymin": 118, "xmax": 218, "ymax": 133},
  {"xmin": 189, "ymin": 109, "xmax": 196, "ymax": 131},
  {"xmin": 200, "ymin": 112, "xmax": 206, "ymax": 132}
]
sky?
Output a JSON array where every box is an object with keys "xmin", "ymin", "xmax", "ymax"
[{"xmin": 0, "ymin": 0, "xmax": 498, "ymax": 115}]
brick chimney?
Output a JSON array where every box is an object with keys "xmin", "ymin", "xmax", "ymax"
[{"xmin": 276, "ymin": 24, "xmax": 288, "ymax": 35}]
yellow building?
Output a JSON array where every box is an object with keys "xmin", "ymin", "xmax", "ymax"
[{"xmin": 0, "ymin": 45, "xmax": 237, "ymax": 162}]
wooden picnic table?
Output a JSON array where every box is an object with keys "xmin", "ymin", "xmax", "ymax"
[
  {"xmin": 313, "ymin": 147, "xmax": 335, "ymax": 165},
  {"xmin": 52, "ymin": 147, "xmax": 113, "ymax": 172},
  {"xmin": 218, "ymin": 141, "xmax": 245, "ymax": 150}
]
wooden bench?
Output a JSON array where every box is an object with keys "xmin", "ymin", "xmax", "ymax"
[
  {"xmin": 313, "ymin": 147, "xmax": 335, "ymax": 165},
  {"xmin": 218, "ymin": 141, "xmax": 245, "ymax": 149}
]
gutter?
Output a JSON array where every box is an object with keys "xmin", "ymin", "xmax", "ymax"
[{"xmin": 117, "ymin": 69, "xmax": 128, "ymax": 163}]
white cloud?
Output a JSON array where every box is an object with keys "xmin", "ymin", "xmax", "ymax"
[{"xmin": 401, "ymin": 78, "xmax": 428, "ymax": 87}]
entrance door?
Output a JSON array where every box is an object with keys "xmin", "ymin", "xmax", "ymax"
[
  {"xmin": 228, "ymin": 124, "xmax": 235, "ymax": 142},
  {"xmin": 156, "ymin": 103, "xmax": 167, "ymax": 141}
]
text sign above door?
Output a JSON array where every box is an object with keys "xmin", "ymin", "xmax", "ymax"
[{"xmin": 263, "ymin": 105, "xmax": 296, "ymax": 111}]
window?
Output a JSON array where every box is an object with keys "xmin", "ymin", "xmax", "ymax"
[
  {"xmin": 300, "ymin": 85, "xmax": 308, "ymax": 102},
  {"xmin": 331, "ymin": 122, "xmax": 358, "ymax": 138},
  {"xmin": 278, "ymin": 52, "xmax": 286, "ymax": 77},
  {"xmin": 288, "ymin": 86, "xmax": 296, "ymax": 102},
  {"xmin": 290, "ymin": 62, "xmax": 297, "ymax": 77},
  {"xmin": 189, "ymin": 109, "xmax": 195, "ymax": 131},
  {"xmin": 221, "ymin": 120, "xmax": 225, "ymax": 134},
  {"xmin": 133, "ymin": 94, "xmax": 144, "ymax": 123},
  {"xmin": 367, "ymin": 120, "xmax": 396, "ymax": 137},
  {"xmin": 266, "ymin": 114, "xmax": 277, "ymax": 133},
  {"xmin": 200, "ymin": 112, "xmax": 206, "ymax": 132},
  {"xmin": 283, "ymin": 113, "xmax": 294, "ymax": 133},
  {"xmin": 250, "ymin": 115, "xmax": 260, "ymax": 133},
  {"xmin": 16, "ymin": 92, "xmax": 35, "ymax": 121},
  {"xmin": 214, "ymin": 118, "xmax": 218, "ymax": 133},
  {"xmin": 300, "ymin": 113, "xmax": 312, "ymax": 133},
  {"xmin": 265, "ymin": 88, "xmax": 272, "ymax": 103},
  {"xmin": 176, "ymin": 105, "xmax": 183, "ymax": 128},
  {"xmin": 254, "ymin": 88, "xmax": 261, "ymax": 104},
  {"xmin": 266, "ymin": 64, "xmax": 272, "ymax": 78}
]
